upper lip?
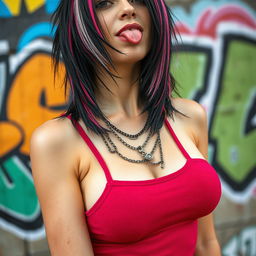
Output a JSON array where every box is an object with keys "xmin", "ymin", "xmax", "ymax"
[{"xmin": 116, "ymin": 23, "xmax": 143, "ymax": 36}]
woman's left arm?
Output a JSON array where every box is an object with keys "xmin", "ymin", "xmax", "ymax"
[
  {"xmin": 195, "ymin": 213, "xmax": 221, "ymax": 255},
  {"xmin": 188, "ymin": 100, "xmax": 222, "ymax": 256}
]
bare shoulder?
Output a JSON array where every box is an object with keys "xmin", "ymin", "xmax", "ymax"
[
  {"xmin": 30, "ymin": 117, "xmax": 77, "ymax": 153},
  {"xmin": 171, "ymin": 97, "xmax": 207, "ymax": 124},
  {"xmin": 30, "ymin": 117, "xmax": 83, "ymax": 180},
  {"xmin": 170, "ymin": 97, "xmax": 207, "ymax": 134},
  {"xmin": 170, "ymin": 98, "xmax": 208, "ymax": 154}
]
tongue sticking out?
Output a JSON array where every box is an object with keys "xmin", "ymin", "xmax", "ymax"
[{"xmin": 119, "ymin": 29, "xmax": 142, "ymax": 44}]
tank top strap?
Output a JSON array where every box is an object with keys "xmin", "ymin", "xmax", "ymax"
[
  {"xmin": 66, "ymin": 115, "xmax": 113, "ymax": 183},
  {"xmin": 164, "ymin": 118, "xmax": 191, "ymax": 160}
]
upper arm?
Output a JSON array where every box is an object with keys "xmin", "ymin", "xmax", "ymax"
[
  {"xmin": 172, "ymin": 98, "xmax": 209, "ymax": 159},
  {"xmin": 30, "ymin": 120, "xmax": 94, "ymax": 256}
]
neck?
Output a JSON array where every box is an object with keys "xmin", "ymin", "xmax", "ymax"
[{"xmin": 95, "ymin": 62, "xmax": 143, "ymax": 119}]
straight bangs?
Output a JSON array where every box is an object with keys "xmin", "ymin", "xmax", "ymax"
[{"xmin": 51, "ymin": 0, "xmax": 181, "ymax": 134}]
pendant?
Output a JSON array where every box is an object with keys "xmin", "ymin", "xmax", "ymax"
[
  {"xmin": 144, "ymin": 153, "xmax": 153, "ymax": 161},
  {"xmin": 137, "ymin": 146, "xmax": 153, "ymax": 161}
]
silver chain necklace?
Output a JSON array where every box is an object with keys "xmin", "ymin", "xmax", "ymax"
[
  {"xmin": 104, "ymin": 116, "xmax": 150, "ymax": 140},
  {"xmin": 101, "ymin": 118, "xmax": 165, "ymax": 169}
]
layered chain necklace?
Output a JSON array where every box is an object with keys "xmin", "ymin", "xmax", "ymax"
[{"xmin": 100, "ymin": 117, "xmax": 165, "ymax": 169}]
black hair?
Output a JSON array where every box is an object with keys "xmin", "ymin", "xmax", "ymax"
[{"xmin": 51, "ymin": 0, "xmax": 183, "ymax": 134}]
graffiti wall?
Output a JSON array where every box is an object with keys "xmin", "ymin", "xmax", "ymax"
[
  {"xmin": 167, "ymin": 1, "xmax": 256, "ymax": 255},
  {"xmin": 0, "ymin": 0, "xmax": 255, "ymax": 255}
]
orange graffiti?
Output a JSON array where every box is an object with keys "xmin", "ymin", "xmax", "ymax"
[
  {"xmin": 6, "ymin": 53, "xmax": 68, "ymax": 155},
  {"xmin": 0, "ymin": 122, "xmax": 22, "ymax": 156}
]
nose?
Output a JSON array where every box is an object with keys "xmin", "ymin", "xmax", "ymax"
[{"xmin": 119, "ymin": 0, "xmax": 136, "ymax": 19}]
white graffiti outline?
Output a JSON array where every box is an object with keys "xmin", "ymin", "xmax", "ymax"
[
  {"xmin": 223, "ymin": 225, "xmax": 256, "ymax": 256},
  {"xmin": 0, "ymin": 40, "xmax": 9, "ymax": 112},
  {"xmin": 9, "ymin": 39, "xmax": 52, "ymax": 74}
]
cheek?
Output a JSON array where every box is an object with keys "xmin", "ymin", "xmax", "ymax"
[
  {"xmin": 97, "ymin": 14, "xmax": 111, "ymax": 39},
  {"xmin": 142, "ymin": 7, "xmax": 151, "ymax": 25},
  {"xmin": 140, "ymin": 10, "xmax": 152, "ymax": 40}
]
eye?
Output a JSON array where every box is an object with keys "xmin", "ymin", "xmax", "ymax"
[
  {"xmin": 95, "ymin": 0, "xmax": 113, "ymax": 9},
  {"xmin": 129, "ymin": 0, "xmax": 145, "ymax": 4}
]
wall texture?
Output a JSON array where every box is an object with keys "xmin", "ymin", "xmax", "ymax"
[{"xmin": 0, "ymin": 0, "xmax": 255, "ymax": 255}]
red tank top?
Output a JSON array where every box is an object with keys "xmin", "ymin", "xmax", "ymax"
[{"xmin": 68, "ymin": 115, "xmax": 222, "ymax": 256}]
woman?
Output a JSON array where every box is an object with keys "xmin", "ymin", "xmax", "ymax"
[{"xmin": 30, "ymin": 0, "xmax": 222, "ymax": 255}]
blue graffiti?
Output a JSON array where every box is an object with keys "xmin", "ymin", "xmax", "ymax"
[
  {"xmin": 17, "ymin": 22, "xmax": 56, "ymax": 51},
  {"xmin": 45, "ymin": 0, "xmax": 60, "ymax": 14},
  {"xmin": 0, "ymin": 0, "xmax": 11, "ymax": 17}
]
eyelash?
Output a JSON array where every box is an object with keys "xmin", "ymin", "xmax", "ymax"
[
  {"xmin": 95, "ymin": 0, "xmax": 145, "ymax": 10},
  {"xmin": 95, "ymin": 0, "xmax": 112, "ymax": 9}
]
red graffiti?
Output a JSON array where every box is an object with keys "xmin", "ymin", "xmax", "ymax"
[{"xmin": 175, "ymin": 5, "xmax": 256, "ymax": 38}]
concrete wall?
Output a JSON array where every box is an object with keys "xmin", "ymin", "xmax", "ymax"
[{"xmin": 0, "ymin": 0, "xmax": 255, "ymax": 255}]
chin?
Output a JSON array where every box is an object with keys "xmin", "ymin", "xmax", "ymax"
[
  {"xmin": 115, "ymin": 55, "xmax": 146, "ymax": 65},
  {"xmin": 112, "ymin": 47, "xmax": 149, "ymax": 64}
]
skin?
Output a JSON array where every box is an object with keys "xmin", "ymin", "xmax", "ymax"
[
  {"xmin": 30, "ymin": 0, "xmax": 222, "ymax": 255},
  {"xmin": 94, "ymin": 0, "xmax": 152, "ymax": 117}
]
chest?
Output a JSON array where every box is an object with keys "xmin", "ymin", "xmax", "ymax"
[
  {"xmin": 85, "ymin": 159, "xmax": 221, "ymax": 243},
  {"xmin": 73, "ymin": 117, "xmax": 221, "ymax": 244},
  {"xmin": 79, "ymin": 126, "xmax": 198, "ymax": 213}
]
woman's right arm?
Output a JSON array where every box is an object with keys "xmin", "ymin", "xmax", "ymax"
[{"xmin": 30, "ymin": 120, "xmax": 94, "ymax": 256}]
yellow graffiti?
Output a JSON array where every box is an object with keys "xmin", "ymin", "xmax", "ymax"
[
  {"xmin": 2, "ymin": 0, "xmax": 45, "ymax": 15},
  {"xmin": 25, "ymin": 0, "xmax": 44, "ymax": 13},
  {"xmin": 2, "ymin": 0, "xmax": 21, "ymax": 16},
  {"xmin": 0, "ymin": 122, "xmax": 22, "ymax": 156},
  {"xmin": 7, "ymin": 53, "xmax": 68, "ymax": 155}
]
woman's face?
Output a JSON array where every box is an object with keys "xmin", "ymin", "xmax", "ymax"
[{"xmin": 94, "ymin": 0, "xmax": 152, "ymax": 66}]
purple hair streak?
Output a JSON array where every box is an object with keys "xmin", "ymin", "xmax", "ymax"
[
  {"xmin": 148, "ymin": 0, "xmax": 171, "ymax": 104},
  {"xmin": 88, "ymin": 0, "xmax": 103, "ymax": 36}
]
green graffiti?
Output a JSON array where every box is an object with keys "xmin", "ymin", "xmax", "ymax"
[
  {"xmin": 172, "ymin": 51, "xmax": 207, "ymax": 98},
  {"xmin": 212, "ymin": 40, "xmax": 256, "ymax": 182},
  {"xmin": 0, "ymin": 156, "xmax": 39, "ymax": 217}
]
